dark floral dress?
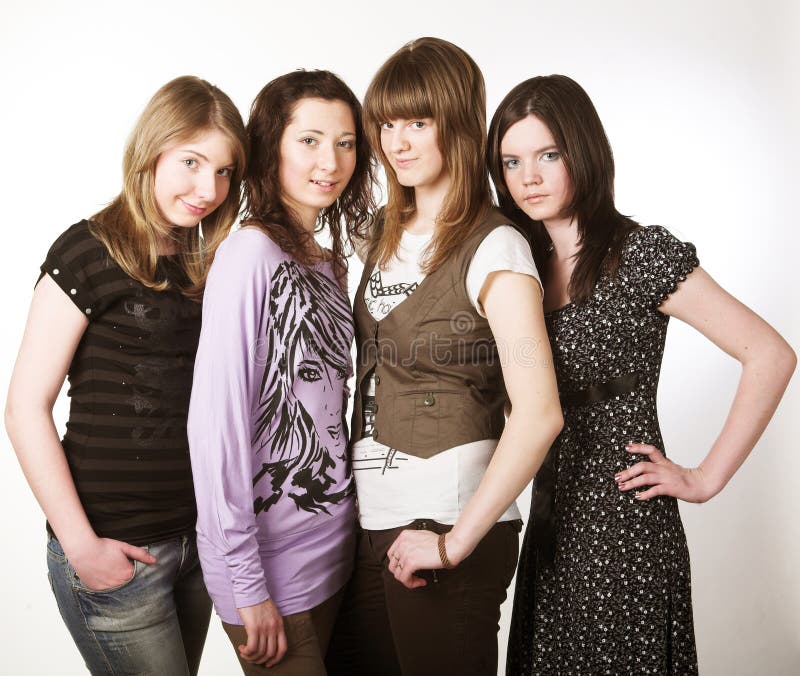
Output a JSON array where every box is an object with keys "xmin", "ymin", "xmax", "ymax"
[{"xmin": 507, "ymin": 226, "xmax": 700, "ymax": 675}]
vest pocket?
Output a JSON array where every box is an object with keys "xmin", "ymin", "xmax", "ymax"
[{"xmin": 395, "ymin": 390, "xmax": 465, "ymax": 455}]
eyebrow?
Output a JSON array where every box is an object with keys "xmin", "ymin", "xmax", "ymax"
[
  {"xmin": 502, "ymin": 144, "xmax": 559, "ymax": 157},
  {"xmin": 298, "ymin": 129, "xmax": 356, "ymax": 137},
  {"xmin": 179, "ymin": 149, "xmax": 209, "ymax": 161}
]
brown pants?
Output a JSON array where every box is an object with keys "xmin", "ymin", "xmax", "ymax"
[
  {"xmin": 222, "ymin": 588, "xmax": 343, "ymax": 676},
  {"xmin": 326, "ymin": 519, "xmax": 521, "ymax": 676}
]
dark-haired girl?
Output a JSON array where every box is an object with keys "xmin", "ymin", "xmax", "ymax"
[
  {"xmin": 188, "ymin": 70, "xmax": 375, "ymax": 675},
  {"xmin": 488, "ymin": 74, "xmax": 795, "ymax": 674}
]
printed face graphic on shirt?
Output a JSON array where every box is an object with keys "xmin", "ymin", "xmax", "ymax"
[{"xmin": 252, "ymin": 261, "xmax": 354, "ymax": 516}]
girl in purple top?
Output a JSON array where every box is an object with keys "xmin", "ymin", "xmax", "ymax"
[{"xmin": 188, "ymin": 70, "xmax": 374, "ymax": 675}]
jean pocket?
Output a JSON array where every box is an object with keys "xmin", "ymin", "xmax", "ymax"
[
  {"xmin": 46, "ymin": 535, "xmax": 67, "ymax": 563},
  {"xmin": 71, "ymin": 549, "xmax": 147, "ymax": 595}
]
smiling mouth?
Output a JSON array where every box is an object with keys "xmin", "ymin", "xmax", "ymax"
[
  {"xmin": 180, "ymin": 199, "xmax": 207, "ymax": 215},
  {"xmin": 311, "ymin": 179, "xmax": 338, "ymax": 190}
]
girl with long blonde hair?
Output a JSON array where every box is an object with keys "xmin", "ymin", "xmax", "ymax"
[{"xmin": 5, "ymin": 75, "xmax": 247, "ymax": 675}]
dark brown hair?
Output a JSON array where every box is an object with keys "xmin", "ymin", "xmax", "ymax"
[
  {"xmin": 91, "ymin": 75, "xmax": 248, "ymax": 300},
  {"xmin": 242, "ymin": 70, "xmax": 376, "ymax": 277},
  {"xmin": 488, "ymin": 74, "xmax": 639, "ymax": 302},
  {"xmin": 363, "ymin": 37, "xmax": 492, "ymax": 273}
]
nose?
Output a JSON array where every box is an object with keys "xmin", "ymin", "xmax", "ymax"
[
  {"xmin": 522, "ymin": 161, "xmax": 542, "ymax": 186},
  {"xmin": 317, "ymin": 143, "xmax": 338, "ymax": 173},
  {"xmin": 195, "ymin": 170, "xmax": 218, "ymax": 204},
  {"xmin": 389, "ymin": 127, "xmax": 410, "ymax": 154}
]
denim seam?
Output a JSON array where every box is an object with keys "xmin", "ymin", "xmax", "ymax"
[{"xmin": 69, "ymin": 569, "xmax": 117, "ymax": 675}]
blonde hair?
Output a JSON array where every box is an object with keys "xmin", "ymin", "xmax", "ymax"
[
  {"xmin": 91, "ymin": 75, "xmax": 248, "ymax": 299},
  {"xmin": 363, "ymin": 37, "xmax": 492, "ymax": 273}
]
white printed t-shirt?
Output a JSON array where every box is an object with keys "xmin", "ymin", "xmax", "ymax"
[{"xmin": 353, "ymin": 225, "xmax": 541, "ymax": 530}]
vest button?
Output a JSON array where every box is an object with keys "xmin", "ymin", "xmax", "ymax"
[
  {"xmin": 423, "ymin": 393, "xmax": 435, "ymax": 406},
  {"xmin": 374, "ymin": 375, "xmax": 381, "ymax": 385}
]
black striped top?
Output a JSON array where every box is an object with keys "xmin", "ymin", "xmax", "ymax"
[{"xmin": 40, "ymin": 220, "xmax": 202, "ymax": 546}]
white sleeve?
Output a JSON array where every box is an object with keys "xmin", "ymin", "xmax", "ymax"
[{"xmin": 466, "ymin": 225, "xmax": 543, "ymax": 317}]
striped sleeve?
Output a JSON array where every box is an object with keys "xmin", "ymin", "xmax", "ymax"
[{"xmin": 38, "ymin": 220, "xmax": 111, "ymax": 319}]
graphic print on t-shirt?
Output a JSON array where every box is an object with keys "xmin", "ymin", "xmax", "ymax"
[
  {"xmin": 251, "ymin": 261, "xmax": 354, "ymax": 516},
  {"xmin": 365, "ymin": 269, "xmax": 419, "ymax": 321},
  {"xmin": 355, "ymin": 262, "xmax": 426, "ymax": 474}
]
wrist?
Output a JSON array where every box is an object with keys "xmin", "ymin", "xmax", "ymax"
[
  {"xmin": 696, "ymin": 463, "xmax": 727, "ymax": 501},
  {"xmin": 58, "ymin": 528, "xmax": 99, "ymax": 561},
  {"xmin": 443, "ymin": 529, "xmax": 472, "ymax": 567}
]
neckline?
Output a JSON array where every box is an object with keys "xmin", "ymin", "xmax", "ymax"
[{"xmin": 401, "ymin": 228, "xmax": 434, "ymax": 241}]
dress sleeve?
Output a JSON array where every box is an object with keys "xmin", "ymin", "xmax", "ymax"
[
  {"xmin": 620, "ymin": 225, "xmax": 700, "ymax": 311},
  {"xmin": 38, "ymin": 221, "xmax": 108, "ymax": 318},
  {"xmin": 188, "ymin": 230, "xmax": 272, "ymax": 610},
  {"xmin": 466, "ymin": 225, "xmax": 543, "ymax": 317}
]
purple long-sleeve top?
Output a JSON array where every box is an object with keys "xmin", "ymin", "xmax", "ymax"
[{"xmin": 188, "ymin": 228, "xmax": 356, "ymax": 624}]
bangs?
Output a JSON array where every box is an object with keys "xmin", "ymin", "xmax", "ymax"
[{"xmin": 364, "ymin": 58, "xmax": 435, "ymax": 124}]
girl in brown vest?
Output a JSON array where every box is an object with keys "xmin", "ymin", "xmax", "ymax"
[
  {"xmin": 489, "ymin": 75, "xmax": 795, "ymax": 674},
  {"xmin": 326, "ymin": 38, "xmax": 564, "ymax": 676}
]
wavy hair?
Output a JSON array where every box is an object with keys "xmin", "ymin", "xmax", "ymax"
[
  {"xmin": 488, "ymin": 75, "xmax": 639, "ymax": 302},
  {"xmin": 242, "ymin": 70, "xmax": 376, "ymax": 280},
  {"xmin": 91, "ymin": 75, "xmax": 248, "ymax": 300},
  {"xmin": 362, "ymin": 37, "xmax": 492, "ymax": 273}
]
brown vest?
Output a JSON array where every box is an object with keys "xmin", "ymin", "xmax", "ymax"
[{"xmin": 351, "ymin": 207, "xmax": 512, "ymax": 459}]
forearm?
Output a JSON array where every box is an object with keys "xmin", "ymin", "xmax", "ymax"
[
  {"xmin": 6, "ymin": 404, "xmax": 96, "ymax": 554},
  {"xmin": 448, "ymin": 403, "xmax": 563, "ymax": 563},
  {"xmin": 698, "ymin": 342, "xmax": 796, "ymax": 496}
]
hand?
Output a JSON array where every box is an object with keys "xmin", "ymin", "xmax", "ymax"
[
  {"xmin": 387, "ymin": 529, "xmax": 464, "ymax": 590},
  {"xmin": 66, "ymin": 536, "xmax": 156, "ymax": 591},
  {"xmin": 236, "ymin": 600, "xmax": 287, "ymax": 667},
  {"xmin": 615, "ymin": 443, "xmax": 717, "ymax": 503}
]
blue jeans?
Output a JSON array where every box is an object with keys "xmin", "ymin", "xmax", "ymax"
[{"xmin": 47, "ymin": 533, "xmax": 212, "ymax": 676}]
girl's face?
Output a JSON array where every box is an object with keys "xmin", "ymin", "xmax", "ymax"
[
  {"xmin": 294, "ymin": 354, "xmax": 347, "ymax": 453},
  {"xmin": 278, "ymin": 97, "xmax": 357, "ymax": 229},
  {"xmin": 500, "ymin": 115, "xmax": 572, "ymax": 227},
  {"xmin": 153, "ymin": 127, "xmax": 235, "ymax": 227},
  {"xmin": 380, "ymin": 117, "xmax": 448, "ymax": 192}
]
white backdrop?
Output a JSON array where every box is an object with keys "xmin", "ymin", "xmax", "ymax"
[{"xmin": 1, "ymin": 1, "xmax": 797, "ymax": 674}]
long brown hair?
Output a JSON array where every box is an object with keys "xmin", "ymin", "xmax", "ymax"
[
  {"xmin": 242, "ymin": 70, "xmax": 376, "ymax": 277},
  {"xmin": 488, "ymin": 75, "xmax": 639, "ymax": 303},
  {"xmin": 363, "ymin": 37, "xmax": 492, "ymax": 273},
  {"xmin": 91, "ymin": 75, "xmax": 248, "ymax": 300}
]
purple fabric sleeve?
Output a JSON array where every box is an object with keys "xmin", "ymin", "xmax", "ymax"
[{"xmin": 188, "ymin": 230, "xmax": 271, "ymax": 610}]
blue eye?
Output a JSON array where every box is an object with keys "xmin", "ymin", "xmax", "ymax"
[
  {"xmin": 503, "ymin": 158, "xmax": 520, "ymax": 170},
  {"xmin": 217, "ymin": 167, "xmax": 232, "ymax": 177},
  {"xmin": 183, "ymin": 158, "xmax": 198, "ymax": 168},
  {"xmin": 542, "ymin": 151, "xmax": 560, "ymax": 161}
]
